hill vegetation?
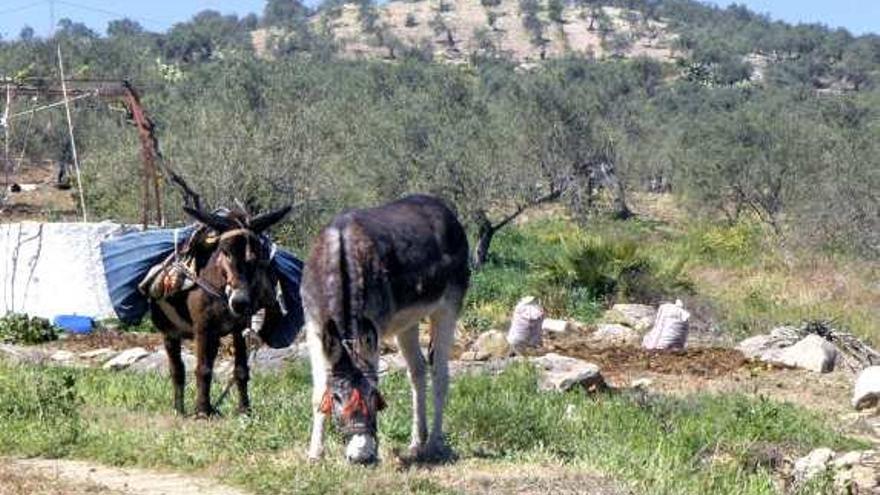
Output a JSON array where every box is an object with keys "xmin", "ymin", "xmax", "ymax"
[{"xmin": 1, "ymin": 0, "xmax": 878, "ymax": 269}]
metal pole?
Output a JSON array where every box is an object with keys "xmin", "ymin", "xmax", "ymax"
[{"xmin": 57, "ymin": 45, "xmax": 88, "ymax": 222}]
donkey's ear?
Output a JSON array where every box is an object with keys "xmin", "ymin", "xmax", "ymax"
[
  {"xmin": 183, "ymin": 206, "xmax": 236, "ymax": 231},
  {"xmin": 250, "ymin": 205, "xmax": 292, "ymax": 233}
]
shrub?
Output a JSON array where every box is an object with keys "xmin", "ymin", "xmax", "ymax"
[
  {"xmin": 0, "ymin": 313, "xmax": 59, "ymax": 345},
  {"xmin": 533, "ymin": 234, "xmax": 692, "ymax": 304}
]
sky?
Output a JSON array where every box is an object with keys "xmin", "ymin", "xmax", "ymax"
[{"xmin": 0, "ymin": 0, "xmax": 877, "ymax": 40}]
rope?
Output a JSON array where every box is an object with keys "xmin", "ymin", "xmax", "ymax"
[
  {"xmin": 214, "ymin": 331, "xmax": 261, "ymax": 411},
  {"xmin": 57, "ymin": 45, "xmax": 88, "ymax": 222},
  {"xmin": 6, "ymin": 92, "xmax": 96, "ymax": 121},
  {"xmin": 3, "ymin": 84, "xmax": 10, "ymax": 201}
]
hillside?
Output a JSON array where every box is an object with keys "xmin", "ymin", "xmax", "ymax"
[{"xmin": 254, "ymin": 1, "xmax": 679, "ymax": 64}]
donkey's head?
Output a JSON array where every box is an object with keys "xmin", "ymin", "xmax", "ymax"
[
  {"xmin": 183, "ymin": 205, "xmax": 291, "ymax": 317},
  {"xmin": 320, "ymin": 319, "xmax": 386, "ymax": 464}
]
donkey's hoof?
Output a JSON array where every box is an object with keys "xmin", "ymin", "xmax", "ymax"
[{"xmin": 193, "ymin": 407, "xmax": 220, "ymax": 420}]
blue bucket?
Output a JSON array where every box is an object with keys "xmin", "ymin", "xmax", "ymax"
[{"xmin": 53, "ymin": 315, "xmax": 95, "ymax": 334}]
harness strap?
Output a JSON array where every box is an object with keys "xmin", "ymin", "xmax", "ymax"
[{"xmin": 172, "ymin": 260, "xmax": 227, "ymax": 301}]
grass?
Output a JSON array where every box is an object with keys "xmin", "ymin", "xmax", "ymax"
[
  {"xmin": 0, "ymin": 360, "xmax": 863, "ymax": 494},
  {"xmin": 462, "ymin": 201, "xmax": 880, "ymax": 344}
]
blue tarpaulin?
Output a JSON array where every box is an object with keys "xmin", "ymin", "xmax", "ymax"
[{"xmin": 100, "ymin": 226, "xmax": 304, "ymax": 348}]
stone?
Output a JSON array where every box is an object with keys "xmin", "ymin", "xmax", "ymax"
[
  {"xmin": 529, "ymin": 353, "xmax": 604, "ymax": 392},
  {"xmin": 102, "ymin": 347, "xmax": 150, "ymax": 371},
  {"xmin": 832, "ymin": 451, "xmax": 866, "ymax": 468},
  {"xmin": 835, "ymin": 465, "xmax": 879, "ymax": 494},
  {"xmin": 250, "ymin": 345, "xmax": 308, "ymax": 373},
  {"xmin": 766, "ymin": 335, "xmax": 838, "ymax": 373},
  {"xmin": 449, "ymin": 358, "xmax": 520, "ymax": 378},
  {"xmin": 793, "ymin": 448, "xmax": 835, "ymax": 485},
  {"xmin": 473, "ymin": 330, "xmax": 511, "ymax": 360},
  {"xmin": 631, "ymin": 377, "xmax": 653, "ymax": 389},
  {"xmin": 606, "ymin": 304, "xmax": 656, "ymax": 331},
  {"xmin": 541, "ymin": 319, "xmax": 571, "ymax": 334},
  {"xmin": 591, "ymin": 323, "xmax": 640, "ymax": 347},
  {"xmin": 0, "ymin": 343, "xmax": 49, "ymax": 365},
  {"xmin": 853, "ymin": 366, "xmax": 880, "ymax": 410},
  {"xmin": 129, "ymin": 350, "xmax": 197, "ymax": 374},
  {"xmin": 378, "ymin": 353, "xmax": 407, "ymax": 375},
  {"xmin": 79, "ymin": 348, "xmax": 117, "ymax": 363},
  {"xmin": 736, "ymin": 326, "xmax": 802, "ymax": 360},
  {"xmin": 458, "ymin": 350, "xmax": 485, "ymax": 362},
  {"xmin": 50, "ymin": 350, "xmax": 76, "ymax": 363}
]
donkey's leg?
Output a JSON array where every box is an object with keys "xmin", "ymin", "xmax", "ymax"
[
  {"xmin": 194, "ymin": 326, "xmax": 220, "ymax": 417},
  {"xmin": 307, "ymin": 321, "xmax": 329, "ymax": 460},
  {"xmin": 164, "ymin": 335, "xmax": 186, "ymax": 415},
  {"xmin": 426, "ymin": 303, "xmax": 457, "ymax": 455},
  {"xmin": 396, "ymin": 325, "xmax": 428, "ymax": 453},
  {"xmin": 232, "ymin": 330, "xmax": 251, "ymax": 415}
]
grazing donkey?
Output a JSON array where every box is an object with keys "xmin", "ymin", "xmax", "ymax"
[
  {"xmin": 150, "ymin": 205, "xmax": 291, "ymax": 417},
  {"xmin": 301, "ymin": 194, "xmax": 470, "ymax": 464}
]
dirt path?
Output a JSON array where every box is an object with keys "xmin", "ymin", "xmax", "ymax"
[{"xmin": 2, "ymin": 458, "xmax": 250, "ymax": 495}]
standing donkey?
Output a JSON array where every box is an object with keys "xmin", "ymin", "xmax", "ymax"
[
  {"xmin": 150, "ymin": 205, "xmax": 290, "ymax": 417},
  {"xmin": 301, "ymin": 194, "xmax": 470, "ymax": 464}
]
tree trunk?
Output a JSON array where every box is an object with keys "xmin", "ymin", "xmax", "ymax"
[
  {"xmin": 472, "ymin": 211, "xmax": 495, "ymax": 269},
  {"xmin": 598, "ymin": 161, "xmax": 632, "ymax": 220}
]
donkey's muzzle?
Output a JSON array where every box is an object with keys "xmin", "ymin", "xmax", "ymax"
[{"xmin": 228, "ymin": 289, "xmax": 251, "ymax": 317}]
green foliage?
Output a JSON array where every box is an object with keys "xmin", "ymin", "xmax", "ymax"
[
  {"xmin": 0, "ymin": 313, "xmax": 59, "ymax": 345},
  {"xmin": 533, "ymin": 230, "xmax": 692, "ymax": 306}
]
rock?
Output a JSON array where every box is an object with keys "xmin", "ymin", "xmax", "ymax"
[
  {"xmin": 102, "ymin": 347, "xmax": 150, "ymax": 371},
  {"xmin": 251, "ymin": 345, "xmax": 308, "ymax": 373},
  {"xmin": 542, "ymin": 318, "xmax": 571, "ymax": 334},
  {"xmin": 606, "ymin": 304, "xmax": 656, "ymax": 331},
  {"xmin": 449, "ymin": 358, "xmax": 520, "ymax": 378},
  {"xmin": 50, "ymin": 350, "xmax": 76, "ymax": 363},
  {"xmin": 832, "ymin": 451, "xmax": 866, "ymax": 468},
  {"xmin": 459, "ymin": 350, "xmax": 485, "ymax": 362},
  {"xmin": 853, "ymin": 366, "xmax": 880, "ymax": 410},
  {"xmin": 378, "ymin": 353, "xmax": 408, "ymax": 375},
  {"xmin": 473, "ymin": 330, "xmax": 511, "ymax": 360},
  {"xmin": 631, "ymin": 377, "xmax": 653, "ymax": 389},
  {"xmin": 736, "ymin": 326, "xmax": 802, "ymax": 360},
  {"xmin": 0, "ymin": 343, "xmax": 50, "ymax": 365},
  {"xmin": 835, "ymin": 465, "xmax": 879, "ymax": 494},
  {"xmin": 529, "ymin": 353, "xmax": 604, "ymax": 392},
  {"xmin": 767, "ymin": 335, "xmax": 838, "ymax": 373},
  {"xmin": 79, "ymin": 348, "xmax": 117, "ymax": 363},
  {"xmin": 793, "ymin": 448, "xmax": 835, "ymax": 485},
  {"xmin": 129, "ymin": 350, "xmax": 197, "ymax": 374},
  {"xmin": 591, "ymin": 323, "xmax": 640, "ymax": 347}
]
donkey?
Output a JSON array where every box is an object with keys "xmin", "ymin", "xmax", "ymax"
[
  {"xmin": 149, "ymin": 205, "xmax": 291, "ymax": 417},
  {"xmin": 301, "ymin": 194, "xmax": 470, "ymax": 464}
]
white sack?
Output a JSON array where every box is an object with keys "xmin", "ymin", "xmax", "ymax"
[{"xmin": 642, "ymin": 299, "xmax": 690, "ymax": 350}]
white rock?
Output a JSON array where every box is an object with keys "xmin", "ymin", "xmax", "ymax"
[
  {"xmin": 378, "ymin": 353, "xmax": 408, "ymax": 375},
  {"xmin": 631, "ymin": 378, "xmax": 653, "ymax": 389},
  {"xmin": 102, "ymin": 347, "xmax": 150, "ymax": 371},
  {"xmin": 793, "ymin": 448, "xmax": 835, "ymax": 485},
  {"xmin": 530, "ymin": 353, "xmax": 604, "ymax": 392},
  {"xmin": 79, "ymin": 348, "xmax": 117, "ymax": 362},
  {"xmin": 542, "ymin": 318, "xmax": 570, "ymax": 334},
  {"xmin": 832, "ymin": 451, "xmax": 865, "ymax": 468},
  {"xmin": 608, "ymin": 304, "xmax": 657, "ymax": 331},
  {"xmin": 853, "ymin": 366, "xmax": 880, "ymax": 410},
  {"xmin": 474, "ymin": 330, "xmax": 511, "ymax": 360},
  {"xmin": 591, "ymin": 323, "xmax": 640, "ymax": 346},
  {"xmin": 50, "ymin": 350, "xmax": 76, "ymax": 363},
  {"xmin": 736, "ymin": 326, "xmax": 802, "ymax": 359},
  {"xmin": 129, "ymin": 350, "xmax": 197, "ymax": 374},
  {"xmin": 769, "ymin": 335, "xmax": 838, "ymax": 373}
]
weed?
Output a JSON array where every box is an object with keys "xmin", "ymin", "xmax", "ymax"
[{"xmin": 0, "ymin": 313, "xmax": 59, "ymax": 345}]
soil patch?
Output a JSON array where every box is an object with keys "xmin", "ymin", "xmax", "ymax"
[
  {"xmin": 3, "ymin": 458, "xmax": 249, "ymax": 495},
  {"xmin": 48, "ymin": 331, "xmax": 165, "ymax": 353},
  {"xmin": 544, "ymin": 332, "xmax": 750, "ymax": 381}
]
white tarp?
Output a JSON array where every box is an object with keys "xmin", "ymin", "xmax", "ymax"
[{"xmin": 1, "ymin": 221, "xmax": 125, "ymax": 320}]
